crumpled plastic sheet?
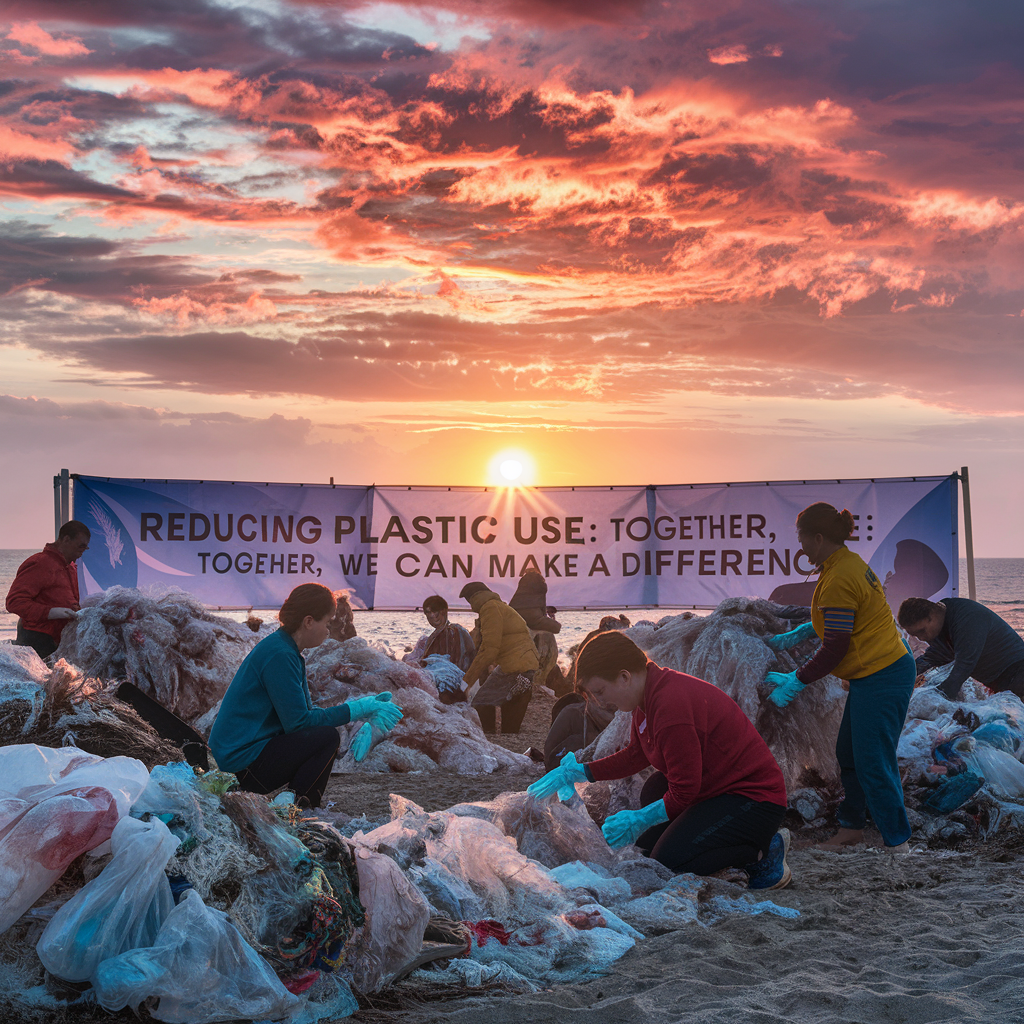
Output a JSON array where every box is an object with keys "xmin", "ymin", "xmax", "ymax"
[
  {"xmin": 92, "ymin": 888, "xmax": 301, "ymax": 1023},
  {"xmin": 54, "ymin": 586, "xmax": 264, "ymax": 723},
  {"xmin": 347, "ymin": 844, "xmax": 430, "ymax": 993},
  {"xmin": 445, "ymin": 792, "xmax": 621, "ymax": 870}
]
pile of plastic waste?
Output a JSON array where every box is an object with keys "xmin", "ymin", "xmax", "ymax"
[
  {"xmin": 0, "ymin": 744, "xmax": 800, "ymax": 1020},
  {"xmin": 579, "ymin": 600, "xmax": 846, "ymax": 826},
  {"xmin": 898, "ymin": 667, "xmax": 1024, "ymax": 841},
  {"xmin": 302, "ymin": 638, "xmax": 533, "ymax": 775},
  {"xmin": 0, "ymin": 650, "xmax": 186, "ymax": 769},
  {"xmin": 54, "ymin": 587, "xmax": 263, "ymax": 723}
]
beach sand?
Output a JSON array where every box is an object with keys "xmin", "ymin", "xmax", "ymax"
[{"xmin": 324, "ymin": 687, "xmax": 1024, "ymax": 1024}]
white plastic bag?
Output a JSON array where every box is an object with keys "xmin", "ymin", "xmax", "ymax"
[
  {"xmin": 0, "ymin": 785, "xmax": 120, "ymax": 934},
  {"xmin": 37, "ymin": 816, "xmax": 179, "ymax": 982},
  {"xmin": 93, "ymin": 889, "xmax": 300, "ymax": 1023}
]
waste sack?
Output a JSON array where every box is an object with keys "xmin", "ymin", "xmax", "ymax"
[
  {"xmin": 92, "ymin": 888, "xmax": 301, "ymax": 1022},
  {"xmin": 37, "ymin": 816, "xmax": 179, "ymax": 982}
]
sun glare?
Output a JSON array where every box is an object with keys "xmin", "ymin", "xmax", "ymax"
[{"xmin": 488, "ymin": 449, "xmax": 536, "ymax": 486}]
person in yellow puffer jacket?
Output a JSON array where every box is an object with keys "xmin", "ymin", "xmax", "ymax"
[{"xmin": 460, "ymin": 582, "xmax": 540, "ymax": 734}]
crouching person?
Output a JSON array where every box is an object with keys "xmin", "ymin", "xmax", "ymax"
[
  {"xmin": 210, "ymin": 583, "xmax": 402, "ymax": 807},
  {"xmin": 529, "ymin": 632, "xmax": 791, "ymax": 889}
]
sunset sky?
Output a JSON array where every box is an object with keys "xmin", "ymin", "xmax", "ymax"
[{"xmin": 1, "ymin": 0, "xmax": 1022, "ymax": 554}]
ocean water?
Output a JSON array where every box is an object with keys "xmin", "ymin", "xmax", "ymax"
[{"xmin": 1, "ymin": 549, "xmax": 1021, "ymax": 651}]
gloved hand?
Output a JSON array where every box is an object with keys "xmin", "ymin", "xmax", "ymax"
[
  {"xmin": 765, "ymin": 670, "xmax": 805, "ymax": 708},
  {"xmin": 47, "ymin": 607, "xmax": 78, "ymax": 620},
  {"xmin": 350, "ymin": 722, "xmax": 373, "ymax": 763},
  {"xmin": 527, "ymin": 752, "xmax": 588, "ymax": 802},
  {"xmin": 601, "ymin": 799, "xmax": 669, "ymax": 849},
  {"xmin": 765, "ymin": 621, "xmax": 817, "ymax": 651},
  {"xmin": 346, "ymin": 692, "xmax": 403, "ymax": 732}
]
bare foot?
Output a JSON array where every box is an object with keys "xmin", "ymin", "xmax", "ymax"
[{"xmin": 818, "ymin": 827, "xmax": 864, "ymax": 850}]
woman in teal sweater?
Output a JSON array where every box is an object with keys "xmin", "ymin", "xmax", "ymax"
[{"xmin": 209, "ymin": 583, "xmax": 401, "ymax": 807}]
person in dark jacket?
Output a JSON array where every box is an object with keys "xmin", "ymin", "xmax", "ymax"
[
  {"xmin": 898, "ymin": 597, "xmax": 1024, "ymax": 700},
  {"xmin": 5, "ymin": 520, "xmax": 90, "ymax": 658},
  {"xmin": 509, "ymin": 568, "xmax": 561, "ymax": 633},
  {"xmin": 543, "ymin": 693, "xmax": 614, "ymax": 770}
]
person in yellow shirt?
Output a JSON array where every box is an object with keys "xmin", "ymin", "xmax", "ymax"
[{"xmin": 764, "ymin": 502, "xmax": 915, "ymax": 853}]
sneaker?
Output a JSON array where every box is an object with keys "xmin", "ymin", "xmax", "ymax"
[{"xmin": 746, "ymin": 828, "xmax": 792, "ymax": 890}]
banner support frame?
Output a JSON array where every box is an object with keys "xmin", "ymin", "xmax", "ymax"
[{"xmin": 959, "ymin": 466, "xmax": 976, "ymax": 601}]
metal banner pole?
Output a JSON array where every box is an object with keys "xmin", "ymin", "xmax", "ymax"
[
  {"xmin": 53, "ymin": 475, "xmax": 61, "ymax": 540},
  {"xmin": 960, "ymin": 466, "xmax": 976, "ymax": 601},
  {"xmin": 59, "ymin": 468, "xmax": 70, "ymax": 528}
]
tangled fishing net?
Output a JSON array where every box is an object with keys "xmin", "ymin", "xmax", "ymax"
[
  {"xmin": 54, "ymin": 587, "xmax": 263, "ymax": 723},
  {"xmin": 0, "ymin": 657, "xmax": 185, "ymax": 769},
  {"xmin": 303, "ymin": 639, "xmax": 532, "ymax": 775}
]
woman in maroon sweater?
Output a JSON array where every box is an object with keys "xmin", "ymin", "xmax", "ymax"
[{"xmin": 529, "ymin": 632, "xmax": 791, "ymax": 888}]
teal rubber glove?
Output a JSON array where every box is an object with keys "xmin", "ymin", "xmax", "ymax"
[
  {"xmin": 346, "ymin": 692, "xmax": 403, "ymax": 732},
  {"xmin": 601, "ymin": 799, "xmax": 669, "ymax": 849},
  {"xmin": 350, "ymin": 722, "xmax": 373, "ymax": 762},
  {"xmin": 765, "ymin": 670, "xmax": 805, "ymax": 708},
  {"xmin": 765, "ymin": 621, "xmax": 817, "ymax": 651},
  {"xmin": 527, "ymin": 752, "xmax": 588, "ymax": 802}
]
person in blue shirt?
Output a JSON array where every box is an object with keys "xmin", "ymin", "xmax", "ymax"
[{"xmin": 209, "ymin": 583, "xmax": 402, "ymax": 807}]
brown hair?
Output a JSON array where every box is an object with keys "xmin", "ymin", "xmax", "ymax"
[
  {"xmin": 574, "ymin": 631, "xmax": 648, "ymax": 691},
  {"xmin": 422, "ymin": 595, "xmax": 448, "ymax": 614},
  {"xmin": 796, "ymin": 502, "xmax": 855, "ymax": 544},
  {"xmin": 897, "ymin": 597, "xmax": 942, "ymax": 628},
  {"xmin": 279, "ymin": 583, "xmax": 336, "ymax": 633}
]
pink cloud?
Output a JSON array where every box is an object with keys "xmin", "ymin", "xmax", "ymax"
[{"xmin": 6, "ymin": 21, "xmax": 91, "ymax": 57}]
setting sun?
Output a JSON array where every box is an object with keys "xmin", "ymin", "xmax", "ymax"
[{"xmin": 488, "ymin": 449, "xmax": 536, "ymax": 487}]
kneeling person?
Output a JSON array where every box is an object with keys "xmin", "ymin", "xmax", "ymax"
[
  {"xmin": 209, "ymin": 583, "xmax": 402, "ymax": 807},
  {"xmin": 529, "ymin": 632, "xmax": 790, "ymax": 889}
]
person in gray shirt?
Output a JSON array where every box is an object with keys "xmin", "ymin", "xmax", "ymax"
[{"xmin": 898, "ymin": 597, "xmax": 1024, "ymax": 700}]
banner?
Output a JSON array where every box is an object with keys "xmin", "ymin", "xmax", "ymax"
[{"xmin": 73, "ymin": 474, "xmax": 959, "ymax": 611}]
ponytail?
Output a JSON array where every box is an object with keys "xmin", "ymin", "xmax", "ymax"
[
  {"xmin": 279, "ymin": 583, "xmax": 336, "ymax": 634},
  {"xmin": 796, "ymin": 502, "xmax": 855, "ymax": 544}
]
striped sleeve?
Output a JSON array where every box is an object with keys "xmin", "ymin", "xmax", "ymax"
[{"xmin": 796, "ymin": 607, "xmax": 854, "ymax": 684}]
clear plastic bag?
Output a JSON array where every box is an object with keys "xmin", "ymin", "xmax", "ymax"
[
  {"xmin": 92, "ymin": 888, "xmax": 300, "ymax": 1023},
  {"xmin": 37, "ymin": 816, "xmax": 179, "ymax": 982}
]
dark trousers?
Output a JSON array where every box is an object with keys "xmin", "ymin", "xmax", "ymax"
[
  {"xmin": 235, "ymin": 726, "xmax": 340, "ymax": 808},
  {"xmin": 835, "ymin": 652, "xmax": 915, "ymax": 846},
  {"xmin": 991, "ymin": 660, "xmax": 1024, "ymax": 700},
  {"xmin": 474, "ymin": 689, "xmax": 533, "ymax": 734},
  {"xmin": 635, "ymin": 772, "xmax": 786, "ymax": 875},
  {"xmin": 14, "ymin": 624, "xmax": 57, "ymax": 659}
]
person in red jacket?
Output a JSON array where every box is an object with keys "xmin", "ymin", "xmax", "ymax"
[
  {"xmin": 529, "ymin": 631, "xmax": 791, "ymax": 889},
  {"xmin": 5, "ymin": 520, "xmax": 90, "ymax": 659}
]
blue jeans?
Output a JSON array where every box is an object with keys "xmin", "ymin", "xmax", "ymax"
[{"xmin": 835, "ymin": 653, "xmax": 915, "ymax": 847}]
